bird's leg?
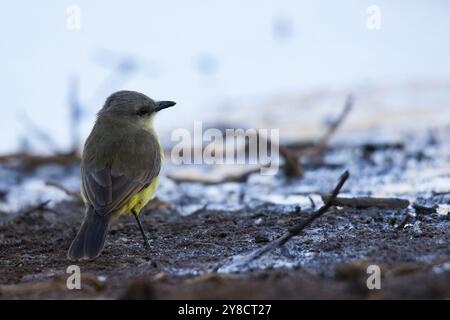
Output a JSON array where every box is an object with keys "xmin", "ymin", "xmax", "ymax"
[{"xmin": 132, "ymin": 210, "xmax": 150, "ymax": 248}]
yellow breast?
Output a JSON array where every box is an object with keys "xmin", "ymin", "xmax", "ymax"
[
  {"xmin": 118, "ymin": 143, "xmax": 163, "ymax": 218},
  {"xmin": 118, "ymin": 175, "xmax": 160, "ymax": 218}
]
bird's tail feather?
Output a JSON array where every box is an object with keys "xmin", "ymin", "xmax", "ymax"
[{"xmin": 68, "ymin": 207, "xmax": 110, "ymax": 261}]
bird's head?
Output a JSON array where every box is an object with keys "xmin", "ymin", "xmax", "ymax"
[{"xmin": 98, "ymin": 90, "xmax": 175, "ymax": 128}]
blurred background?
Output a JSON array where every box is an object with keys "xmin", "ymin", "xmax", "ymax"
[{"xmin": 0, "ymin": 0, "xmax": 450, "ymax": 153}]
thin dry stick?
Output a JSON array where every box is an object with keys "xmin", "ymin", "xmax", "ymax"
[
  {"xmin": 167, "ymin": 97, "xmax": 352, "ymax": 185},
  {"xmin": 412, "ymin": 204, "xmax": 437, "ymax": 214},
  {"xmin": 216, "ymin": 170, "xmax": 350, "ymax": 271},
  {"xmin": 0, "ymin": 152, "xmax": 79, "ymax": 169},
  {"xmin": 20, "ymin": 200, "xmax": 51, "ymax": 215},
  {"xmin": 252, "ymin": 131, "xmax": 302, "ymax": 178},
  {"xmin": 308, "ymin": 195, "xmax": 316, "ymax": 209},
  {"xmin": 166, "ymin": 166, "xmax": 262, "ymax": 185},
  {"xmin": 250, "ymin": 170, "xmax": 349, "ymax": 261},
  {"xmin": 321, "ymin": 195, "xmax": 409, "ymax": 209},
  {"xmin": 19, "ymin": 113, "xmax": 61, "ymax": 153},
  {"xmin": 396, "ymin": 213, "xmax": 412, "ymax": 231},
  {"xmin": 271, "ymin": 94, "xmax": 353, "ymax": 178},
  {"xmin": 45, "ymin": 181, "xmax": 82, "ymax": 201},
  {"xmin": 302, "ymin": 95, "xmax": 353, "ymax": 158}
]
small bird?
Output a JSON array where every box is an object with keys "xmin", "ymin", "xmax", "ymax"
[{"xmin": 68, "ymin": 90, "xmax": 175, "ymax": 261}]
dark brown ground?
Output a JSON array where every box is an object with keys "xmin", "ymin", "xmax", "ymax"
[
  {"xmin": 1, "ymin": 131, "xmax": 449, "ymax": 300},
  {"xmin": 0, "ymin": 193, "xmax": 449, "ymax": 299}
]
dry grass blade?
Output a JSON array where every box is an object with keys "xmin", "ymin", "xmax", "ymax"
[
  {"xmin": 45, "ymin": 181, "xmax": 82, "ymax": 202},
  {"xmin": 20, "ymin": 200, "xmax": 51, "ymax": 215}
]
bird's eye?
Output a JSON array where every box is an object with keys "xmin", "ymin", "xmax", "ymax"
[{"xmin": 136, "ymin": 108, "xmax": 150, "ymax": 117}]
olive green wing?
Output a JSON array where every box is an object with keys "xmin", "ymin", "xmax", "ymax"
[{"xmin": 81, "ymin": 132, "xmax": 161, "ymax": 216}]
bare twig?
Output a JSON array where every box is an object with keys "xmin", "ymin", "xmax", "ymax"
[
  {"xmin": 0, "ymin": 152, "xmax": 79, "ymax": 170},
  {"xmin": 265, "ymin": 171, "xmax": 349, "ymax": 252},
  {"xmin": 20, "ymin": 200, "xmax": 51, "ymax": 216},
  {"xmin": 215, "ymin": 170, "xmax": 349, "ymax": 270},
  {"xmin": 412, "ymin": 204, "xmax": 437, "ymax": 215},
  {"xmin": 167, "ymin": 167, "xmax": 261, "ymax": 185},
  {"xmin": 273, "ymin": 94, "xmax": 353, "ymax": 178},
  {"xmin": 278, "ymin": 144, "xmax": 303, "ymax": 178},
  {"xmin": 396, "ymin": 213, "xmax": 412, "ymax": 231},
  {"xmin": 308, "ymin": 195, "xmax": 316, "ymax": 209},
  {"xmin": 166, "ymin": 160, "xmax": 342, "ymax": 185},
  {"xmin": 321, "ymin": 196, "xmax": 409, "ymax": 209},
  {"xmin": 250, "ymin": 132, "xmax": 302, "ymax": 178},
  {"xmin": 18, "ymin": 112, "xmax": 61, "ymax": 153},
  {"xmin": 45, "ymin": 181, "xmax": 82, "ymax": 202},
  {"xmin": 301, "ymin": 95, "xmax": 353, "ymax": 158},
  {"xmin": 167, "ymin": 96, "xmax": 352, "ymax": 184}
]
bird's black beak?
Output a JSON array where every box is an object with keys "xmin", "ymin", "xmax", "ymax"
[{"xmin": 155, "ymin": 101, "xmax": 176, "ymax": 112}]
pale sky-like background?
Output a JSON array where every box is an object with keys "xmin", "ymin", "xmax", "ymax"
[{"xmin": 1, "ymin": 0, "xmax": 450, "ymax": 152}]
